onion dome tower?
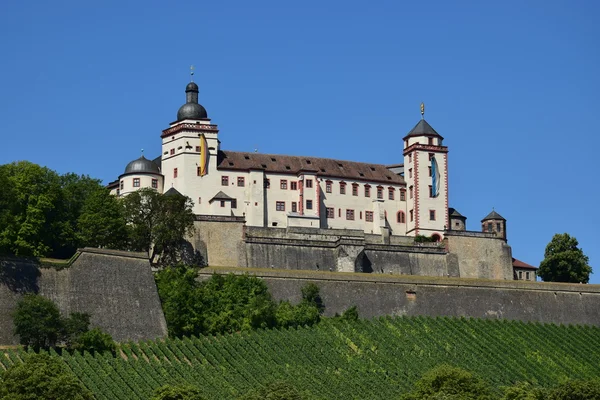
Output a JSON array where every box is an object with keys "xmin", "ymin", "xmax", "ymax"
[
  {"xmin": 481, "ymin": 210, "xmax": 506, "ymax": 241},
  {"xmin": 118, "ymin": 154, "xmax": 163, "ymax": 196}
]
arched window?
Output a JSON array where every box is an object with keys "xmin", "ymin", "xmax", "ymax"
[{"xmin": 397, "ymin": 211, "xmax": 406, "ymax": 223}]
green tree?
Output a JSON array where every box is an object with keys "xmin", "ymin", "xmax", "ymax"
[
  {"xmin": 155, "ymin": 265, "xmax": 204, "ymax": 338},
  {"xmin": 502, "ymin": 382, "xmax": 545, "ymax": 400},
  {"xmin": 77, "ymin": 187, "xmax": 128, "ymax": 249},
  {"xmin": 537, "ymin": 233, "xmax": 592, "ymax": 283},
  {"xmin": 0, "ymin": 353, "xmax": 93, "ymax": 400},
  {"xmin": 300, "ymin": 283, "xmax": 324, "ymax": 314},
  {"xmin": 71, "ymin": 327, "xmax": 116, "ymax": 354},
  {"xmin": 61, "ymin": 312, "xmax": 90, "ymax": 347},
  {"xmin": 151, "ymin": 384, "xmax": 206, "ymax": 400},
  {"xmin": 13, "ymin": 294, "xmax": 63, "ymax": 350},
  {"xmin": 401, "ymin": 365, "xmax": 494, "ymax": 400},
  {"xmin": 546, "ymin": 379, "xmax": 600, "ymax": 400},
  {"xmin": 122, "ymin": 188, "xmax": 195, "ymax": 264},
  {"xmin": 239, "ymin": 381, "xmax": 307, "ymax": 400},
  {"xmin": 0, "ymin": 165, "xmax": 16, "ymax": 255}
]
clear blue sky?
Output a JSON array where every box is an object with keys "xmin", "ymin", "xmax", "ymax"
[{"xmin": 1, "ymin": 1, "xmax": 598, "ymax": 281}]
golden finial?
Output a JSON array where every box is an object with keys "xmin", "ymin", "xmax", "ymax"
[
  {"xmin": 190, "ymin": 65, "xmax": 195, "ymax": 82},
  {"xmin": 420, "ymin": 102, "xmax": 425, "ymax": 119}
]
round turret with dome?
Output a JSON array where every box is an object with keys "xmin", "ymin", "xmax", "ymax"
[{"xmin": 176, "ymin": 81, "xmax": 208, "ymax": 121}]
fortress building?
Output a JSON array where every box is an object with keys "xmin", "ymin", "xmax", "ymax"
[{"xmin": 108, "ymin": 80, "xmax": 536, "ymax": 280}]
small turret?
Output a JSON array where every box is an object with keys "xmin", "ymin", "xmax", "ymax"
[{"xmin": 481, "ymin": 210, "xmax": 506, "ymax": 241}]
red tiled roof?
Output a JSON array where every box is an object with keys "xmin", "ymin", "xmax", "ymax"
[
  {"xmin": 512, "ymin": 258, "xmax": 537, "ymax": 269},
  {"xmin": 217, "ymin": 151, "xmax": 406, "ymax": 185}
]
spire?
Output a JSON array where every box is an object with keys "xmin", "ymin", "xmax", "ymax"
[
  {"xmin": 190, "ymin": 65, "xmax": 195, "ymax": 82},
  {"xmin": 420, "ymin": 102, "xmax": 425, "ymax": 119}
]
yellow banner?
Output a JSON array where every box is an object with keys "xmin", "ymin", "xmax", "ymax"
[{"xmin": 199, "ymin": 134, "xmax": 208, "ymax": 176}]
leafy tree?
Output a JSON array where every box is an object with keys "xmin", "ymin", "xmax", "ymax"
[
  {"xmin": 537, "ymin": 233, "xmax": 592, "ymax": 283},
  {"xmin": 155, "ymin": 265, "xmax": 204, "ymax": 338},
  {"xmin": 401, "ymin": 365, "xmax": 494, "ymax": 400},
  {"xmin": 61, "ymin": 312, "xmax": 90, "ymax": 347},
  {"xmin": 546, "ymin": 379, "xmax": 600, "ymax": 400},
  {"xmin": 275, "ymin": 300, "xmax": 320, "ymax": 329},
  {"xmin": 339, "ymin": 305, "xmax": 359, "ymax": 321},
  {"xmin": 122, "ymin": 188, "xmax": 195, "ymax": 264},
  {"xmin": 71, "ymin": 327, "xmax": 116, "ymax": 355},
  {"xmin": 502, "ymin": 382, "xmax": 545, "ymax": 399},
  {"xmin": 301, "ymin": 283, "xmax": 324, "ymax": 314},
  {"xmin": 239, "ymin": 381, "xmax": 307, "ymax": 400},
  {"xmin": 77, "ymin": 187, "xmax": 128, "ymax": 249},
  {"xmin": 13, "ymin": 293, "xmax": 63, "ymax": 350},
  {"xmin": 0, "ymin": 353, "xmax": 93, "ymax": 400},
  {"xmin": 151, "ymin": 384, "xmax": 206, "ymax": 400}
]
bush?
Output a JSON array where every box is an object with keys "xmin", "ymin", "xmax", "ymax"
[
  {"xmin": 151, "ymin": 384, "xmax": 206, "ymax": 400},
  {"xmin": 0, "ymin": 353, "xmax": 93, "ymax": 400},
  {"xmin": 13, "ymin": 293, "xmax": 63, "ymax": 350},
  {"xmin": 239, "ymin": 381, "xmax": 307, "ymax": 400},
  {"xmin": 547, "ymin": 379, "xmax": 600, "ymax": 400},
  {"xmin": 71, "ymin": 327, "xmax": 116, "ymax": 354},
  {"xmin": 401, "ymin": 364, "xmax": 494, "ymax": 400}
]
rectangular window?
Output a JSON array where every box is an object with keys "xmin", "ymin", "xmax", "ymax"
[
  {"xmin": 325, "ymin": 181, "xmax": 332, "ymax": 193},
  {"xmin": 276, "ymin": 201, "xmax": 285, "ymax": 211},
  {"xmin": 120, "ymin": 181, "xmax": 124, "ymax": 190},
  {"xmin": 428, "ymin": 166, "xmax": 432, "ymax": 177},
  {"xmin": 409, "ymin": 168, "xmax": 412, "ymax": 178},
  {"xmin": 352, "ymin": 184, "xmax": 358, "ymax": 196},
  {"xmin": 346, "ymin": 209, "xmax": 355, "ymax": 220},
  {"xmin": 365, "ymin": 211, "xmax": 374, "ymax": 222},
  {"xmin": 364, "ymin": 186, "xmax": 370, "ymax": 197},
  {"xmin": 291, "ymin": 202, "xmax": 297, "ymax": 213},
  {"xmin": 377, "ymin": 187, "xmax": 383, "ymax": 199},
  {"xmin": 170, "ymin": 149, "xmax": 175, "ymax": 155},
  {"xmin": 197, "ymin": 166, "xmax": 201, "ymax": 176},
  {"xmin": 400, "ymin": 190, "xmax": 406, "ymax": 201},
  {"xmin": 429, "ymin": 153, "xmax": 434, "ymax": 161},
  {"xmin": 174, "ymin": 168, "xmax": 178, "ymax": 178},
  {"xmin": 526, "ymin": 272, "xmax": 530, "ymax": 280},
  {"xmin": 388, "ymin": 188, "xmax": 394, "ymax": 200},
  {"xmin": 305, "ymin": 179, "xmax": 313, "ymax": 188},
  {"xmin": 152, "ymin": 179, "xmax": 158, "ymax": 189},
  {"xmin": 518, "ymin": 271, "xmax": 523, "ymax": 279},
  {"xmin": 410, "ymin": 209, "xmax": 414, "ymax": 222},
  {"xmin": 133, "ymin": 178, "xmax": 140, "ymax": 187},
  {"xmin": 409, "ymin": 153, "xmax": 412, "ymax": 163},
  {"xmin": 237, "ymin": 177, "xmax": 245, "ymax": 187},
  {"xmin": 220, "ymin": 200, "xmax": 225, "ymax": 207},
  {"xmin": 195, "ymin": 146, "xmax": 200, "ymax": 152},
  {"xmin": 360, "ymin": 211, "xmax": 362, "ymax": 220},
  {"xmin": 340, "ymin": 183, "xmax": 346, "ymax": 195},
  {"xmin": 488, "ymin": 223, "xmax": 493, "ymax": 232},
  {"xmin": 429, "ymin": 210, "xmax": 436, "ymax": 221},
  {"xmin": 428, "ymin": 137, "xmax": 434, "ymax": 145},
  {"xmin": 429, "ymin": 185, "xmax": 433, "ymax": 198},
  {"xmin": 326, "ymin": 207, "xmax": 334, "ymax": 218},
  {"xmin": 290, "ymin": 181, "xmax": 298, "ymax": 190},
  {"xmin": 409, "ymin": 186, "xmax": 413, "ymax": 199},
  {"xmin": 496, "ymin": 222, "xmax": 501, "ymax": 231},
  {"xmin": 265, "ymin": 178, "xmax": 270, "ymax": 189},
  {"xmin": 231, "ymin": 199, "xmax": 237, "ymax": 209},
  {"xmin": 280, "ymin": 180, "xmax": 287, "ymax": 190},
  {"xmin": 222, "ymin": 176, "xmax": 229, "ymax": 186},
  {"xmin": 306, "ymin": 200, "xmax": 313, "ymax": 210}
]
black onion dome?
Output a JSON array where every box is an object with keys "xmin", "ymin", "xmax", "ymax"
[
  {"xmin": 176, "ymin": 81, "xmax": 208, "ymax": 120},
  {"xmin": 177, "ymin": 103, "xmax": 208, "ymax": 120},
  {"xmin": 124, "ymin": 156, "xmax": 161, "ymax": 174}
]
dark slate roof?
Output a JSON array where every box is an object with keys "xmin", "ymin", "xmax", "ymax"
[
  {"xmin": 123, "ymin": 156, "xmax": 161, "ymax": 175},
  {"xmin": 209, "ymin": 191, "xmax": 234, "ymax": 203},
  {"xmin": 164, "ymin": 187, "xmax": 183, "ymax": 197},
  {"xmin": 482, "ymin": 210, "xmax": 505, "ymax": 221},
  {"xmin": 448, "ymin": 208, "xmax": 466, "ymax": 219},
  {"xmin": 513, "ymin": 258, "xmax": 538, "ymax": 270},
  {"xmin": 217, "ymin": 151, "xmax": 405, "ymax": 185},
  {"xmin": 404, "ymin": 119, "xmax": 443, "ymax": 139}
]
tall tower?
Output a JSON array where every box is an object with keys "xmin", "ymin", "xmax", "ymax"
[
  {"xmin": 161, "ymin": 79, "xmax": 220, "ymax": 214},
  {"xmin": 402, "ymin": 104, "xmax": 448, "ymax": 239}
]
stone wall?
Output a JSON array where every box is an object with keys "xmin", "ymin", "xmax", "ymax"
[
  {"xmin": 0, "ymin": 248, "xmax": 167, "ymax": 345},
  {"xmin": 192, "ymin": 215, "xmax": 245, "ymax": 267},
  {"xmin": 199, "ymin": 267, "xmax": 600, "ymax": 326}
]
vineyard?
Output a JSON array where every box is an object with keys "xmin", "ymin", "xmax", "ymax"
[{"xmin": 2, "ymin": 316, "xmax": 600, "ymax": 399}]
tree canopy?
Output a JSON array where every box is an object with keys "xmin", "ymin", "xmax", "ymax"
[
  {"xmin": 537, "ymin": 233, "xmax": 592, "ymax": 283},
  {"xmin": 0, "ymin": 353, "xmax": 93, "ymax": 400},
  {"xmin": 12, "ymin": 293, "xmax": 63, "ymax": 350},
  {"xmin": 151, "ymin": 384, "xmax": 207, "ymax": 400}
]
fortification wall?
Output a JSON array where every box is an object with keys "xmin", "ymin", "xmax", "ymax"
[
  {"xmin": 199, "ymin": 267, "xmax": 600, "ymax": 326},
  {"xmin": 446, "ymin": 231, "xmax": 513, "ymax": 280},
  {"xmin": 192, "ymin": 216, "xmax": 245, "ymax": 267},
  {"xmin": 0, "ymin": 249, "xmax": 167, "ymax": 345}
]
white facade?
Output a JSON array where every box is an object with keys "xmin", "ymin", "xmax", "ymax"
[{"xmin": 111, "ymin": 83, "xmax": 451, "ymax": 239}]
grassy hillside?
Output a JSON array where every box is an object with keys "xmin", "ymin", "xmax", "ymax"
[{"xmin": 2, "ymin": 316, "xmax": 600, "ymax": 399}]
